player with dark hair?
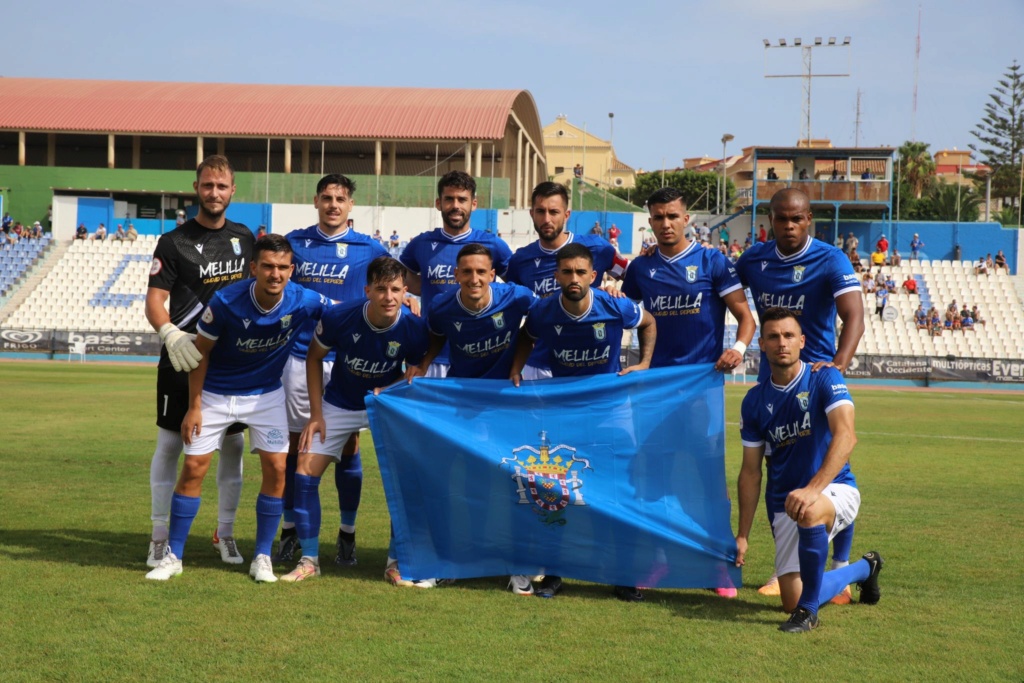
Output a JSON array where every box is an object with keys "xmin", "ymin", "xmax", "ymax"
[
  {"xmin": 510, "ymin": 242, "xmax": 655, "ymax": 600},
  {"xmin": 399, "ymin": 170, "xmax": 512, "ymax": 377},
  {"xmin": 144, "ymin": 154, "xmax": 254, "ymax": 569},
  {"xmin": 146, "ymin": 234, "xmax": 330, "ymax": 582},
  {"xmin": 275, "ymin": 174, "xmax": 388, "ymax": 567},
  {"xmin": 505, "ymin": 181, "xmax": 627, "ymax": 379},
  {"xmin": 734, "ymin": 187, "xmax": 865, "ymax": 601},
  {"xmin": 735, "ymin": 307, "xmax": 883, "ymax": 632},
  {"xmin": 282, "ymin": 256, "xmax": 428, "ymax": 582}
]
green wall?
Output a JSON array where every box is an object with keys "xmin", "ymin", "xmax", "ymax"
[{"xmin": 0, "ymin": 165, "xmax": 511, "ymax": 227}]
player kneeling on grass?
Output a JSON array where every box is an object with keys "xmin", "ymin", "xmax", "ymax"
[
  {"xmin": 282, "ymin": 257, "xmax": 429, "ymax": 583},
  {"xmin": 146, "ymin": 234, "xmax": 330, "ymax": 583},
  {"xmin": 734, "ymin": 307, "xmax": 883, "ymax": 632}
]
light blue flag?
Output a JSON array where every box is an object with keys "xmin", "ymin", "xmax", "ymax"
[{"xmin": 366, "ymin": 364, "xmax": 740, "ymax": 589}]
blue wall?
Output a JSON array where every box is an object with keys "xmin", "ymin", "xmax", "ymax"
[
  {"xmin": 567, "ymin": 211, "xmax": 636, "ymax": 253},
  {"xmin": 815, "ymin": 220, "xmax": 1018, "ymax": 274},
  {"xmin": 76, "ymin": 198, "xmax": 115, "ymax": 233},
  {"xmin": 469, "ymin": 209, "xmax": 498, "ymax": 235}
]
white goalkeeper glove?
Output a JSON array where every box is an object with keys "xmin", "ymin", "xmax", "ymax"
[{"xmin": 158, "ymin": 322, "xmax": 202, "ymax": 372}]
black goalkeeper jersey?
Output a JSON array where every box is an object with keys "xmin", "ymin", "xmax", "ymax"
[{"xmin": 148, "ymin": 218, "xmax": 255, "ymax": 366}]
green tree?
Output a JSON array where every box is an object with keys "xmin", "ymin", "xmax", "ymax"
[
  {"xmin": 993, "ymin": 204, "xmax": 1021, "ymax": 227},
  {"xmin": 896, "ymin": 140, "xmax": 937, "ymax": 200},
  {"xmin": 969, "ymin": 60, "xmax": 1024, "ymax": 207},
  {"xmin": 620, "ymin": 169, "xmax": 733, "ymax": 211},
  {"xmin": 927, "ymin": 183, "xmax": 982, "ymax": 222}
]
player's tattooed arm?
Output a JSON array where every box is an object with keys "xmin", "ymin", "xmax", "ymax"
[{"xmin": 619, "ymin": 310, "xmax": 656, "ymax": 375}]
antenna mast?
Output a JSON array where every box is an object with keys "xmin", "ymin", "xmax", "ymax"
[{"xmin": 912, "ymin": 4, "xmax": 921, "ymax": 141}]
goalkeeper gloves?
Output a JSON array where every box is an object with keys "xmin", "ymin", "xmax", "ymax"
[{"xmin": 158, "ymin": 322, "xmax": 202, "ymax": 372}]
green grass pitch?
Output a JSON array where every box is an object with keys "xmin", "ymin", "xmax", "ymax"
[{"xmin": 0, "ymin": 362, "xmax": 1021, "ymax": 681}]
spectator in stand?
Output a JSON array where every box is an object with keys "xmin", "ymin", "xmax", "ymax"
[
  {"xmin": 758, "ymin": 224, "xmax": 767, "ymax": 243},
  {"xmin": 985, "ymin": 253, "xmax": 995, "ymax": 272},
  {"xmin": 876, "ymin": 234, "xmax": 889, "ymax": 256},
  {"xmin": 994, "ymin": 250, "xmax": 1007, "ymax": 271},
  {"xmin": 75, "ymin": 223, "xmax": 88, "ymax": 240},
  {"xmin": 973, "ymin": 256, "xmax": 988, "ymax": 276},
  {"xmin": 930, "ymin": 315, "xmax": 943, "ymax": 337},
  {"xmin": 175, "ymin": 210, "xmax": 186, "ymax": 227},
  {"xmin": 729, "ymin": 240, "xmax": 742, "ymax": 261},
  {"xmin": 833, "ymin": 230, "xmax": 844, "ymax": 249},
  {"xmin": 845, "ymin": 232, "xmax": 859, "ymax": 256},
  {"xmin": 951, "ymin": 311, "xmax": 962, "ymax": 331},
  {"xmin": 13, "ymin": 222, "xmax": 23, "ymax": 237},
  {"xmin": 744, "ymin": 234, "xmax": 752, "ymax": 249},
  {"xmin": 389, "ymin": 230, "xmax": 401, "ymax": 250},
  {"xmin": 850, "ymin": 250, "xmax": 864, "ymax": 273},
  {"xmin": 884, "ymin": 273, "xmax": 897, "ymax": 293},
  {"xmin": 1, "ymin": 213, "xmax": 12, "ymax": 232},
  {"xmin": 875, "ymin": 286, "xmax": 888, "ymax": 320},
  {"xmin": 698, "ymin": 222, "xmax": 711, "ymax": 244},
  {"xmin": 590, "ymin": 221, "xmax": 602, "ymax": 236},
  {"xmin": 914, "ymin": 305, "xmax": 928, "ymax": 329},
  {"xmin": 972, "ymin": 305, "xmax": 985, "ymax": 326},
  {"xmin": 92, "ymin": 223, "xmax": 107, "ymax": 241},
  {"xmin": 113, "ymin": 224, "xmax": 126, "ymax": 241},
  {"xmin": 30, "ymin": 221, "xmax": 43, "ymax": 238},
  {"xmin": 909, "ymin": 233, "xmax": 924, "ymax": 260},
  {"xmin": 608, "ymin": 223, "xmax": 621, "ymax": 243},
  {"xmin": 960, "ymin": 304, "xmax": 971, "ymax": 320},
  {"xmin": 891, "ymin": 248, "xmax": 902, "ymax": 267},
  {"xmin": 902, "ymin": 275, "xmax": 918, "ymax": 294},
  {"xmin": 257, "ymin": 225, "xmax": 268, "ymax": 239},
  {"xmin": 5, "ymin": 228, "xmax": 17, "ymax": 245},
  {"xmin": 870, "ymin": 247, "xmax": 886, "ymax": 272},
  {"xmin": 126, "ymin": 223, "xmax": 138, "ymax": 241},
  {"xmin": 944, "ymin": 309, "xmax": 954, "ymax": 330},
  {"xmin": 947, "ymin": 300, "xmax": 959, "ymax": 315},
  {"xmin": 962, "ymin": 312, "xmax": 975, "ymax": 331},
  {"xmin": 861, "ymin": 272, "xmax": 876, "ymax": 295},
  {"xmin": 873, "ymin": 269, "xmax": 886, "ymax": 290}
]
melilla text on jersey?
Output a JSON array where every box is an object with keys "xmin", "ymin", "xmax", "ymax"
[
  {"xmin": 427, "ymin": 264, "xmax": 458, "ymax": 287},
  {"xmin": 200, "ymin": 258, "xmax": 247, "ymax": 284},
  {"xmin": 648, "ymin": 292, "xmax": 703, "ymax": 316},
  {"xmin": 768, "ymin": 411, "xmax": 812, "ymax": 448},
  {"xmin": 295, "ymin": 262, "xmax": 350, "ymax": 286},
  {"xmin": 756, "ymin": 292, "xmax": 806, "ymax": 312},
  {"xmin": 553, "ymin": 345, "xmax": 611, "ymax": 365},
  {"xmin": 532, "ymin": 278, "xmax": 559, "ymax": 297},
  {"xmin": 235, "ymin": 329, "xmax": 294, "ymax": 353},
  {"xmin": 456, "ymin": 330, "xmax": 513, "ymax": 357},
  {"xmin": 343, "ymin": 354, "xmax": 400, "ymax": 378}
]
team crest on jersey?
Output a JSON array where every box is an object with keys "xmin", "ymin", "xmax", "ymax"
[
  {"xmin": 280, "ymin": 315, "xmax": 292, "ymax": 330},
  {"xmin": 230, "ymin": 238, "xmax": 242, "ymax": 256},
  {"xmin": 593, "ymin": 322, "xmax": 606, "ymax": 340},
  {"xmin": 492, "ymin": 312, "xmax": 505, "ymax": 329},
  {"xmin": 792, "ymin": 265, "xmax": 806, "ymax": 283},
  {"xmin": 796, "ymin": 391, "xmax": 809, "ymax": 411},
  {"xmin": 501, "ymin": 431, "xmax": 592, "ymax": 525},
  {"xmin": 336, "ymin": 244, "xmax": 348, "ymax": 259},
  {"xmin": 387, "ymin": 341, "xmax": 401, "ymax": 358},
  {"xmin": 201, "ymin": 307, "xmax": 214, "ymax": 324},
  {"xmin": 685, "ymin": 265, "xmax": 698, "ymax": 283}
]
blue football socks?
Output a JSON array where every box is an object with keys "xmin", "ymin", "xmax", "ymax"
[
  {"xmin": 796, "ymin": 524, "xmax": 829, "ymax": 614},
  {"xmin": 817, "ymin": 558, "xmax": 871, "ymax": 607},
  {"xmin": 168, "ymin": 493, "xmax": 201, "ymax": 559},
  {"xmin": 336, "ymin": 450, "xmax": 362, "ymax": 529},
  {"xmin": 294, "ymin": 473, "xmax": 322, "ymax": 559},
  {"xmin": 254, "ymin": 494, "xmax": 283, "ymax": 558},
  {"xmin": 832, "ymin": 521, "xmax": 854, "ymax": 563}
]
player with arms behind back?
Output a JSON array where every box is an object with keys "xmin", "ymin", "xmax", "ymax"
[
  {"xmin": 144, "ymin": 155, "xmax": 254, "ymax": 569},
  {"xmin": 275, "ymin": 174, "xmax": 389, "ymax": 567}
]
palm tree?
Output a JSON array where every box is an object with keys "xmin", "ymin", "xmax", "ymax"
[
  {"xmin": 929, "ymin": 183, "xmax": 982, "ymax": 222},
  {"xmin": 897, "ymin": 141, "xmax": 937, "ymax": 199}
]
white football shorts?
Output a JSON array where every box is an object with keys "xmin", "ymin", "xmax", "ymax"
[
  {"xmin": 771, "ymin": 483, "xmax": 860, "ymax": 576},
  {"xmin": 282, "ymin": 354, "xmax": 334, "ymax": 433},
  {"xmin": 302, "ymin": 400, "xmax": 369, "ymax": 460},
  {"xmin": 184, "ymin": 387, "xmax": 289, "ymax": 456}
]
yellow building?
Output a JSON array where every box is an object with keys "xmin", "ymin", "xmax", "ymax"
[{"xmin": 543, "ymin": 115, "xmax": 636, "ymax": 189}]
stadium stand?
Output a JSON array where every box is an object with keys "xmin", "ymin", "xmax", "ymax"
[
  {"xmin": 0, "ymin": 235, "xmax": 53, "ymax": 298},
  {"xmin": 856, "ymin": 259, "xmax": 1024, "ymax": 360},
  {"xmin": 3, "ymin": 237, "xmax": 154, "ymax": 333}
]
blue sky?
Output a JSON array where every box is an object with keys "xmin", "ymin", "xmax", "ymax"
[{"xmin": 4, "ymin": 0, "xmax": 1021, "ymax": 171}]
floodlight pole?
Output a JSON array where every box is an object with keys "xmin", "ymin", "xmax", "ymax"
[{"xmin": 763, "ymin": 37, "xmax": 852, "ymax": 145}]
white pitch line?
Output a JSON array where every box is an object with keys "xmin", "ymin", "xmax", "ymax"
[{"xmin": 723, "ymin": 423, "xmax": 1021, "ymax": 444}]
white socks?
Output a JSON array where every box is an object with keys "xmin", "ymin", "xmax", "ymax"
[
  {"xmin": 216, "ymin": 432, "xmax": 245, "ymax": 538},
  {"xmin": 150, "ymin": 428, "xmax": 183, "ymax": 540}
]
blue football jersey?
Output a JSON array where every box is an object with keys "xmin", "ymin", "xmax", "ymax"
[
  {"xmin": 505, "ymin": 233, "xmax": 623, "ymax": 370},
  {"xmin": 735, "ymin": 238, "xmax": 860, "ymax": 375},
  {"xmin": 314, "ymin": 300, "xmax": 429, "ymax": 411},
  {"xmin": 739, "ymin": 362, "xmax": 857, "ymax": 515},
  {"xmin": 287, "ymin": 226, "xmax": 389, "ymax": 360},
  {"xmin": 399, "ymin": 228, "xmax": 512, "ymax": 365},
  {"xmin": 427, "ymin": 282, "xmax": 537, "ymax": 379},
  {"xmin": 622, "ymin": 241, "xmax": 743, "ymax": 367},
  {"xmin": 197, "ymin": 280, "xmax": 330, "ymax": 395},
  {"xmin": 524, "ymin": 288, "xmax": 642, "ymax": 377}
]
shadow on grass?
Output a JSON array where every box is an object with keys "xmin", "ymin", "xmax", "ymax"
[{"xmin": 0, "ymin": 527, "xmax": 393, "ymax": 584}]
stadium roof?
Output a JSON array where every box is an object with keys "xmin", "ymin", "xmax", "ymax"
[{"xmin": 0, "ymin": 77, "xmax": 542, "ymax": 142}]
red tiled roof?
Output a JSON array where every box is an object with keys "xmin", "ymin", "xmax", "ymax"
[{"xmin": 0, "ymin": 78, "xmax": 537, "ymax": 141}]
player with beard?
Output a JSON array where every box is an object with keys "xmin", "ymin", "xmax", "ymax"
[
  {"xmin": 274, "ymin": 174, "xmax": 388, "ymax": 568},
  {"xmin": 144, "ymin": 155, "xmax": 254, "ymax": 569},
  {"xmin": 505, "ymin": 181, "xmax": 627, "ymax": 379},
  {"xmin": 399, "ymin": 171, "xmax": 512, "ymax": 377}
]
